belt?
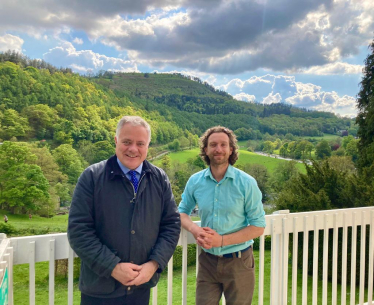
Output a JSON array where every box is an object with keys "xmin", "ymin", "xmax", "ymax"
[{"xmin": 217, "ymin": 245, "xmax": 251, "ymax": 258}]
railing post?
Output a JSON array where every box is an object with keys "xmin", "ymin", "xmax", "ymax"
[
  {"xmin": 181, "ymin": 228, "xmax": 188, "ymax": 305},
  {"xmin": 29, "ymin": 241, "xmax": 36, "ymax": 305},
  {"xmin": 271, "ymin": 210, "xmax": 289, "ymax": 304}
]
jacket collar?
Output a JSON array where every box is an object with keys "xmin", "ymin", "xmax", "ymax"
[{"xmin": 107, "ymin": 155, "xmax": 157, "ymax": 180}]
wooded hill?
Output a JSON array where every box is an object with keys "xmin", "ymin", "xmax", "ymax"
[
  {"xmin": 92, "ymin": 71, "xmax": 356, "ymax": 138},
  {"xmin": 0, "ymin": 52, "xmax": 356, "ymax": 149},
  {"xmin": 0, "ymin": 52, "xmax": 359, "ymax": 215}
]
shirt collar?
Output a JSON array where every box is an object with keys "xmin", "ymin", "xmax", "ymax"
[
  {"xmin": 204, "ymin": 164, "xmax": 235, "ymax": 181},
  {"xmin": 117, "ymin": 158, "xmax": 143, "ymax": 175}
]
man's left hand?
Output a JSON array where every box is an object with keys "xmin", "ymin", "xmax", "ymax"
[
  {"xmin": 126, "ymin": 260, "xmax": 158, "ymax": 286},
  {"xmin": 197, "ymin": 227, "xmax": 222, "ymax": 249}
]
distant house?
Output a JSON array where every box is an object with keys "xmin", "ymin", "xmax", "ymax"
[{"xmin": 338, "ymin": 130, "xmax": 348, "ymax": 136}]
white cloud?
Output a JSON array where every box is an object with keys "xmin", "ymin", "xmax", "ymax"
[
  {"xmin": 263, "ymin": 93, "xmax": 282, "ymax": 104},
  {"xmin": 233, "ymin": 93, "xmax": 256, "ymax": 103},
  {"xmin": 220, "ymin": 74, "xmax": 357, "ymax": 117},
  {"xmin": 301, "ymin": 62, "xmax": 363, "ymax": 75},
  {"xmin": 0, "ymin": 34, "xmax": 24, "ymax": 53},
  {"xmin": 43, "ymin": 41, "xmax": 138, "ymax": 73},
  {"xmin": 73, "ymin": 37, "xmax": 83, "ymax": 45}
]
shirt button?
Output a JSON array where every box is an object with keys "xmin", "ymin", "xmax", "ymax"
[
  {"xmin": 215, "ymin": 214, "xmax": 217, "ymax": 216},
  {"xmin": 128, "ymin": 287, "xmax": 131, "ymax": 291},
  {"xmin": 215, "ymin": 199, "xmax": 218, "ymax": 201},
  {"xmin": 131, "ymin": 230, "xmax": 135, "ymax": 234}
]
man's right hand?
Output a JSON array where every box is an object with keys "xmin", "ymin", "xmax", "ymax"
[
  {"xmin": 111, "ymin": 263, "xmax": 142, "ymax": 286},
  {"xmin": 191, "ymin": 226, "xmax": 213, "ymax": 248}
]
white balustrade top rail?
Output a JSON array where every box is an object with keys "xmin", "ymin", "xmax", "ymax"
[{"xmin": 3, "ymin": 206, "xmax": 374, "ymax": 305}]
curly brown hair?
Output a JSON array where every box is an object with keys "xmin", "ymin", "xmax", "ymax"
[{"xmin": 199, "ymin": 126, "xmax": 239, "ymax": 166}]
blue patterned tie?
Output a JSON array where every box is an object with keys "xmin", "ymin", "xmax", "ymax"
[{"xmin": 129, "ymin": 170, "xmax": 139, "ymax": 193}]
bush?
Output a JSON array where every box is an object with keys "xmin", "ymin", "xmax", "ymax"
[
  {"xmin": 253, "ymin": 235, "xmax": 272, "ymax": 251},
  {"xmin": 171, "ymin": 245, "xmax": 197, "ymax": 270},
  {"xmin": 0, "ymin": 223, "xmax": 17, "ymax": 235}
]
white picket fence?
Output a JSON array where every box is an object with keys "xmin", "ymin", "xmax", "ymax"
[{"xmin": 2, "ymin": 206, "xmax": 374, "ymax": 305}]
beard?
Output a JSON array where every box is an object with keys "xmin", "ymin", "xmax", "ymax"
[{"xmin": 209, "ymin": 154, "xmax": 230, "ymax": 166}]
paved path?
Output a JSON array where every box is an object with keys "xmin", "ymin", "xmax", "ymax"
[{"xmin": 254, "ymin": 151, "xmax": 312, "ymax": 165}]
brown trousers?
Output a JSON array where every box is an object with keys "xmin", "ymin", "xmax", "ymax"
[{"xmin": 196, "ymin": 248, "xmax": 255, "ymax": 305}]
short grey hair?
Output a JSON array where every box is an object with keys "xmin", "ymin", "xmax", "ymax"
[{"xmin": 116, "ymin": 116, "xmax": 151, "ymax": 143}]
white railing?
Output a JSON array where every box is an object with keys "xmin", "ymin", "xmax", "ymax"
[
  {"xmin": 0, "ymin": 233, "xmax": 13, "ymax": 304},
  {"xmin": 4, "ymin": 206, "xmax": 374, "ymax": 305}
]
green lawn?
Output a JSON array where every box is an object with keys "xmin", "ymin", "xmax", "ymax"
[
  {"xmin": 304, "ymin": 133, "xmax": 341, "ymax": 141},
  {"xmin": 13, "ymin": 250, "xmax": 363, "ymax": 304},
  {"xmin": 1, "ymin": 210, "xmax": 68, "ymax": 235},
  {"xmin": 235, "ymin": 150, "xmax": 305, "ymax": 173}
]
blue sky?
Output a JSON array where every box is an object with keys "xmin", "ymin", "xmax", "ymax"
[{"xmin": 0, "ymin": 0, "xmax": 373, "ymax": 117}]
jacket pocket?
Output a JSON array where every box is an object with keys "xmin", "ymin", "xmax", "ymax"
[{"xmin": 79, "ymin": 264, "xmax": 116, "ymax": 295}]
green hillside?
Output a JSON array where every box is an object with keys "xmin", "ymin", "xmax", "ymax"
[
  {"xmin": 0, "ymin": 53, "xmax": 356, "ymax": 215},
  {"xmin": 90, "ymin": 72, "xmax": 356, "ymax": 137},
  {"xmin": 96, "ymin": 72, "xmax": 226, "ymax": 98}
]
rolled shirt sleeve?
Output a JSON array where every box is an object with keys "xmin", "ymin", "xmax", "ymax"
[{"xmin": 244, "ymin": 177, "xmax": 266, "ymax": 228}]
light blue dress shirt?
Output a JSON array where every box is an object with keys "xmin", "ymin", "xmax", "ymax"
[
  {"xmin": 178, "ymin": 165, "xmax": 266, "ymax": 255},
  {"xmin": 117, "ymin": 158, "xmax": 142, "ymax": 181}
]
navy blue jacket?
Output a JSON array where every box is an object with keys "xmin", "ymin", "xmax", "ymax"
[{"xmin": 68, "ymin": 156, "xmax": 181, "ymax": 298}]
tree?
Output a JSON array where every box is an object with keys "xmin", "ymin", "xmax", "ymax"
[
  {"xmin": 179, "ymin": 136, "xmax": 189, "ymax": 149},
  {"xmin": 262, "ymin": 141, "xmax": 275, "ymax": 154},
  {"xmin": 23, "ymin": 104, "xmax": 57, "ymax": 139},
  {"xmin": 345, "ymin": 139, "xmax": 358, "ymax": 162},
  {"xmin": 327, "ymin": 156, "xmax": 356, "ymax": 174},
  {"xmin": 269, "ymin": 161, "xmax": 298, "ymax": 193},
  {"xmin": 0, "ymin": 142, "xmax": 50, "ymax": 213},
  {"xmin": 187, "ymin": 155, "xmax": 206, "ymax": 170},
  {"xmin": 275, "ymin": 160, "xmax": 354, "ymax": 212},
  {"xmin": 90, "ymin": 141, "xmax": 115, "ymax": 164},
  {"xmin": 342, "ymin": 135, "xmax": 355, "ymax": 149},
  {"xmin": 279, "ymin": 142, "xmax": 289, "ymax": 157},
  {"xmin": 315, "ymin": 140, "xmax": 331, "ymax": 159},
  {"xmin": 30, "ymin": 146, "xmax": 68, "ymax": 185},
  {"xmin": 168, "ymin": 139, "xmax": 180, "ymax": 151},
  {"xmin": 0, "ymin": 164, "xmax": 50, "ymax": 212},
  {"xmin": 54, "ymin": 182, "xmax": 72, "ymax": 207},
  {"xmin": 0, "ymin": 109, "xmax": 30, "ymax": 140},
  {"xmin": 234, "ymin": 127, "xmax": 252, "ymax": 140},
  {"xmin": 52, "ymin": 144, "xmax": 85, "ymax": 183},
  {"xmin": 160, "ymin": 155, "xmax": 171, "ymax": 171},
  {"xmin": 0, "ymin": 141, "xmax": 36, "ymax": 170},
  {"xmin": 356, "ymin": 40, "xmax": 374, "ymax": 170},
  {"xmin": 188, "ymin": 133, "xmax": 199, "ymax": 149},
  {"xmin": 240, "ymin": 164, "xmax": 269, "ymax": 201}
]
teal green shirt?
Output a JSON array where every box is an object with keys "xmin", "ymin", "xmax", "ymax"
[{"xmin": 178, "ymin": 165, "xmax": 266, "ymax": 256}]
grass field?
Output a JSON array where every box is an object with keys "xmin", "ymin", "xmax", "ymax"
[
  {"xmin": 13, "ymin": 249, "xmax": 363, "ymax": 305},
  {"xmin": 303, "ymin": 133, "xmax": 341, "ymax": 141},
  {"xmin": 1, "ymin": 210, "xmax": 68, "ymax": 235},
  {"xmin": 235, "ymin": 150, "xmax": 305, "ymax": 173},
  {"xmin": 154, "ymin": 149, "xmax": 306, "ymax": 174}
]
